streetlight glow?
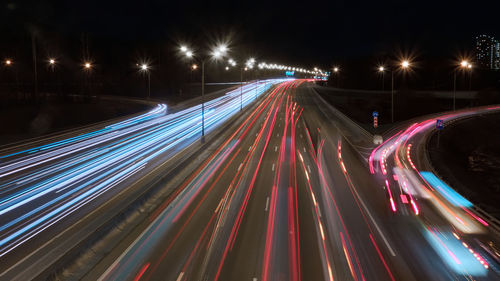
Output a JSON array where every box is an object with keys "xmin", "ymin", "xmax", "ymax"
[
  {"xmin": 185, "ymin": 50, "xmax": 193, "ymax": 58},
  {"xmin": 401, "ymin": 60, "xmax": 410, "ymax": 68},
  {"xmin": 379, "ymin": 66, "xmax": 385, "ymax": 72},
  {"xmin": 141, "ymin": 64, "xmax": 148, "ymax": 70},
  {"xmin": 84, "ymin": 62, "xmax": 91, "ymax": 69},
  {"xmin": 49, "ymin": 59, "xmax": 55, "ymax": 65},
  {"xmin": 212, "ymin": 50, "xmax": 222, "ymax": 59},
  {"xmin": 192, "ymin": 64, "xmax": 198, "ymax": 70},
  {"xmin": 333, "ymin": 67, "xmax": 339, "ymax": 72},
  {"xmin": 460, "ymin": 60, "xmax": 469, "ymax": 68},
  {"xmin": 218, "ymin": 45, "xmax": 228, "ymax": 53},
  {"xmin": 5, "ymin": 59, "xmax": 12, "ymax": 65},
  {"xmin": 180, "ymin": 46, "xmax": 188, "ymax": 53}
]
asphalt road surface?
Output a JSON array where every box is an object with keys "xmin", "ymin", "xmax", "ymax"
[
  {"xmin": 94, "ymin": 81, "xmax": 500, "ymax": 281},
  {"xmin": 2, "ymin": 79, "xmax": 499, "ymax": 281},
  {"xmin": 0, "ymin": 80, "xmax": 281, "ymax": 280}
]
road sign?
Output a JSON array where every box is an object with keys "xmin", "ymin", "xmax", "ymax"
[
  {"xmin": 372, "ymin": 111, "xmax": 379, "ymax": 117},
  {"xmin": 436, "ymin": 119, "xmax": 444, "ymax": 130}
]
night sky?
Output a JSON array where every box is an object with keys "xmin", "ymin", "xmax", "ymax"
[{"xmin": 1, "ymin": 0, "xmax": 499, "ymax": 68}]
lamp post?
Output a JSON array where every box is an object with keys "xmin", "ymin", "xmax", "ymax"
[
  {"xmin": 139, "ymin": 64, "xmax": 151, "ymax": 99},
  {"xmin": 467, "ymin": 63, "xmax": 473, "ymax": 91},
  {"xmin": 391, "ymin": 60, "xmax": 411, "ymax": 123},
  {"xmin": 180, "ymin": 44, "xmax": 227, "ymax": 137},
  {"xmin": 333, "ymin": 66, "xmax": 339, "ymax": 87},
  {"xmin": 378, "ymin": 66, "xmax": 385, "ymax": 91},
  {"xmin": 83, "ymin": 62, "xmax": 92, "ymax": 96},
  {"xmin": 190, "ymin": 63, "xmax": 198, "ymax": 82},
  {"xmin": 453, "ymin": 60, "xmax": 469, "ymax": 111}
]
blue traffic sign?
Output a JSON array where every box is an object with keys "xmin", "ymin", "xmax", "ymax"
[
  {"xmin": 372, "ymin": 111, "xmax": 379, "ymax": 117},
  {"xmin": 436, "ymin": 119, "xmax": 444, "ymax": 130}
]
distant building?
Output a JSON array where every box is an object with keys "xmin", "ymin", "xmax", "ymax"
[{"xmin": 476, "ymin": 35, "xmax": 500, "ymax": 70}]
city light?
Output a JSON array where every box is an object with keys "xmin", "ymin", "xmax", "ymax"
[
  {"xmin": 401, "ymin": 60, "xmax": 410, "ymax": 68},
  {"xmin": 185, "ymin": 50, "xmax": 193, "ymax": 58},
  {"xmin": 141, "ymin": 64, "xmax": 148, "ymax": 70},
  {"xmin": 192, "ymin": 64, "xmax": 198, "ymax": 70},
  {"xmin": 460, "ymin": 60, "xmax": 469, "ymax": 68},
  {"xmin": 212, "ymin": 50, "xmax": 222, "ymax": 58},
  {"xmin": 333, "ymin": 67, "xmax": 339, "ymax": 72},
  {"xmin": 211, "ymin": 44, "xmax": 228, "ymax": 59},
  {"xmin": 84, "ymin": 62, "xmax": 91, "ymax": 69},
  {"xmin": 218, "ymin": 44, "xmax": 228, "ymax": 53},
  {"xmin": 379, "ymin": 66, "xmax": 385, "ymax": 72},
  {"xmin": 49, "ymin": 59, "xmax": 56, "ymax": 65},
  {"xmin": 180, "ymin": 46, "xmax": 188, "ymax": 52},
  {"xmin": 5, "ymin": 59, "xmax": 12, "ymax": 65}
]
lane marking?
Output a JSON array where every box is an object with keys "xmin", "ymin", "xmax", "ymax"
[
  {"xmin": 277, "ymin": 133, "xmax": 279, "ymax": 137},
  {"xmin": 265, "ymin": 197, "xmax": 270, "ymax": 211},
  {"xmin": 238, "ymin": 163, "xmax": 243, "ymax": 171},
  {"xmin": 317, "ymin": 205, "xmax": 322, "ymax": 218},
  {"xmin": 176, "ymin": 272, "xmax": 185, "ymax": 281},
  {"xmin": 353, "ymin": 188, "xmax": 397, "ymax": 256},
  {"xmin": 272, "ymin": 163, "xmax": 275, "ymax": 171},
  {"xmin": 307, "ymin": 165, "xmax": 311, "ymax": 173},
  {"xmin": 303, "ymin": 147, "xmax": 306, "ymax": 152},
  {"xmin": 248, "ymin": 146, "xmax": 252, "ymax": 151},
  {"xmin": 275, "ymin": 146, "xmax": 278, "ymax": 152}
]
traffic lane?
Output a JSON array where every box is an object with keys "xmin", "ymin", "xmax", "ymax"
[
  {"xmin": 209, "ymin": 83, "xmax": 298, "ymax": 281},
  {"xmin": 96, "ymin": 82, "xmax": 291, "ymax": 281},
  {"xmin": 296, "ymin": 83, "xmax": 468, "ymax": 280},
  {"xmin": 216, "ymin": 95, "xmax": 293, "ymax": 280},
  {"xmin": 393, "ymin": 133, "xmax": 500, "ymax": 279},
  {"xmin": 345, "ymin": 130, "xmax": 493, "ymax": 280},
  {"xmin": 0, "ymin": 120, "xmax": 215, "ymax": 271},
  {"xmin": 291, "ymin": 84, "xmax": 400, "ymax": 280}
]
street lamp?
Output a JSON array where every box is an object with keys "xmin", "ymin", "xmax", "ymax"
[
  {"xmin": 139, "ymin": 64, "xmax": 151, "ymax": 99},
  {"xmin": 390, "ymin": 59, "xmax": 412, "ymax": 123},
  {"xmin": 82, "ymin": 62, "xmax": 92, "ymax": 96},
  {"xmin": 453, "ymin": 60, "xmax": 470, "ymax": 111},
  {"xmin": 5, "ymin": 59, "xmax": 12, "ymax": 66},
  {"xmin": 378, "ymin": 66, "xmax": 385, "ymax": 91},
  {"xmin": 467, "ymin": 63, "xmax": 473, "ymax": 90},
  {"xmin": 179, "ymin": 44, "xmax": 228, "ymax": 137},
  {"xmin": 332, "ymin": 66, "xmax": 339, "ymax": 87}
]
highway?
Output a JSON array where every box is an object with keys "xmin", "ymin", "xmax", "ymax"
[
  {"xmin": 1, "ymin": 79, "xmax": 500, "ymax": 280},
  {"xmin": 92, "ymin": 81, "xmax": 500, "ymax": 281},
  {"xmin": 0, "ymin": 80, "xmax": 283, "ymax": 279}
]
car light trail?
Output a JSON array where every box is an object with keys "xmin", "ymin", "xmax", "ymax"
[
  {"xmin": 423, "ymin": 228, "xmax": 488, "ymax": 276},
  {"xmin": 0, "ymin": 79, "xmax": 287, "ymax": 259},
  {"xmin": 420, "ymin": 172, "xmax": 473, "ymax": 208}
]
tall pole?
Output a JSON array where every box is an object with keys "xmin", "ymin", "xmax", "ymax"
[
  {"xmin": 391, "ymin": 70, "xmax": 394, "ymax": 123},
  {"xmin": 240, "ymin": 67, "xmax": 243, "ymax": 111},
  {"xmin": 32, "ymin": 34, "xmax": 38, "ymax": 100},
  {"xmin": 382, "ymin": 71, "xmax": 385, "ymax": 91},
  {"xmin": 147, "ymin": 71, "xmax": 151, "ymax": 99},
  {"xmin": 469, "ymin": 70, "xmax": 472, "ymax": 91},
  {"xmin": 201, "ymin": 60, "xmax": 205, "ymax": 137},
  {"xmin": 453, "ymin": 71, "xmax": 456, "ymax": 111}
]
